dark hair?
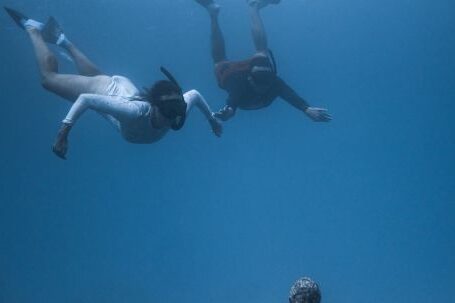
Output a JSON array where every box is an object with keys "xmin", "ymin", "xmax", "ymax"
[
  {"xmin": 142, "ymin": 80, "xmax": 181, "ymax": 105},
  {"xmin": 289, "ymin": 277, "xmax": 321, "ymax": 303}
]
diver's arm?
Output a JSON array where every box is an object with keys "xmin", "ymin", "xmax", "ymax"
[
  {"xmin": 52, "ymin": 94, "xmax": 143, "ymax": 159},
  {"xmin": 214, "ymin": 95, "xmax": 238, "ymax": 122},
  {"xmin": 184, "ymin": 90, "xmax": 214, "ymax": 121},
  {"xmin": 184, "ymin": 90, "xmax": 222, "ymax": 137},
  {"xmin": 278, "ymin": 78, "xmax": 332, "ymax": 122},
  {"xmin": 278, "ymin": 78, "xmax": 310, "ymax": 111},
  {"xmin": 62, "ymin": 94, "xmax": 142, "ymax": 125},
  {"xmin": 214, "ymin": 105, "xmax": 236, "ymax": 121}
]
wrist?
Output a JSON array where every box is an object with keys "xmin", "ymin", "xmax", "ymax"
[{"xmin": 59, "ymin": 122, "xmax": 72, "ymax": 136}]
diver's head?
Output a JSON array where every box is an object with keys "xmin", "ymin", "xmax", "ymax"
[
  {"xmin": 251, "ymin": 65, "xmax": 276, "ymax": 83},
  {"xmin": 249, "ymin": 54, "xmax": 277, "ymax": 92},
  {"xmin": 289, "ymin": 277, "xmax": 321, "ymax": 303},
  {"xmin": 144, "ymin": 68, "xmax": 187, "ymax": 130}
]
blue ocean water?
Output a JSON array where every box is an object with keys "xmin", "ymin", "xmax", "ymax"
[{"xmin": 0, "ymin": 0, "xmax": 454, "ymax": 302}]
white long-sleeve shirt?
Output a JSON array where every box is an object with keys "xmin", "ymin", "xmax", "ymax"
[{"xmin": 62, "ymin": 76, "xmax": 215, "ymax": 144}]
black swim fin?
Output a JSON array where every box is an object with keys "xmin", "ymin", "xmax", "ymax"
[
  {"xmin": 4, "ymin": 7, "xmax": 28, "ymax": 30},
  {"xmin": 247, "ymin": 0, "xmax": 281, "ymax": 7},
  {"xmin": 195, "ymin": 0, "xmax": 215, "ymax": 8},
  {"xmin": 42, "ymin": 16, "xmax": 63, "ymax": 44}
]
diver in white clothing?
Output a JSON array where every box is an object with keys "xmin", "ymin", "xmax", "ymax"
[{"xmin": 5, "ymin": 7, "xmax": 222, "ymax": 159}]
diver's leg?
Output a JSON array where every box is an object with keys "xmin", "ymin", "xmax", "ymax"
[
  {"xmin": 41, "ymin": 73, "xmax": 112, "ymax": 102},
  {"xmin": 62, "ymin": 42, "xmax": 103, "ymax": 77},
  {"xmin": 209, "ymin": 7, "xmax": 227, "ymax": 63},
  {"xmin": 195, "ymin": 0, "xmax": 226, "ymax": 63},
  {"xmin": 41, "ymin": 16, "xmax": 103, "ymax": 76},
  {"xmin": 27, "ymin": 28, "xmax": 111, "ymax": 101},
  {"xmin": 247, "ymin": 1, "xmax": 269, "ymax": 52}
]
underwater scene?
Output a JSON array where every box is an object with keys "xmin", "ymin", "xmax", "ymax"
[{"xmin": 0, "ymin": 0, "xmax": 454, "ymax": 302}]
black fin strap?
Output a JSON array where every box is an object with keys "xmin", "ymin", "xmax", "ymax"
[{"xmin": 268, "ymin": 49, "xmax": 278, "ymax": 74}]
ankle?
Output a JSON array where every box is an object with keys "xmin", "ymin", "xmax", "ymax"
[
  {"xmin": 26, "ymin": 27, "xmax": 40, "ymax": 35},
  {"xmin": 56, "ymin": 34, "xmax": 70, "ymax": 48},
  {"xmin": 207, "ymin": 3, "xmax": 220, "ymax": 16},
  {"xmin": 249, "ymin": 4, "xmax": 261, "ymax": 12},
  {"xmin": 24, "ymin": 19, "xmax": 44, "ymax": 31}
]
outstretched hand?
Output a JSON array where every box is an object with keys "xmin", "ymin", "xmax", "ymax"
[
  {"xmin": 52, "ymin": 136, "xmax": 68, "ymax": 160},
  {"xmin": 210, "ymin": 115, "xmax": 223, "ymax": 137},
  {"xmin": 214, "ymin": 105, "xmax": 235, "ymax": 122},
  {"xmin": 304, "ymin": 107, "xmax": 332, "ymax": 122},
  {"xmin": 52, "ymin": 123, "xmax": 71, "ymax": 160}
]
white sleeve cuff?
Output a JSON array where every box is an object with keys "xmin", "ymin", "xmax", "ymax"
[{"xmin": 62, "ymin": 119, "xmax": 73, "ymax": 125}]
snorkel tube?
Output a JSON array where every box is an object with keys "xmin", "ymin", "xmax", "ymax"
[
  {"xmin": 160, "ymin": 66, "xmax": 183, "ymax": 93},
  {"xmin": 267, "ymin": 49, "xmax": 277, "ymax": 75},
  {"xmin": 249, "ymin": 50, "xmax": 278, "ymax": 89},
  {"xmin": 159, "ymin": 66, "xmax": 187, "ymax": 130}
]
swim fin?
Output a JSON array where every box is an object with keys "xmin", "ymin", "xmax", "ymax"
[
  {"xmin": 195, "ymin": 0, "xmax": 215, "ymax": 7},
  {"xmin": 42, "ymin": 16, "xmax": 64, "ymax": 44},
  {"xmin": 247, "ymin": 0, "xmax": 281, "ymax": 8},
  {"xmin": 4, "ymin": 7, "xmax": 28, "ymax": 30}
]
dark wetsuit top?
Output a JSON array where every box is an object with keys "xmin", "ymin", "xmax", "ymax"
[
  {"xmin": 215, "ymin": 54, "xmax": 285, "ymax": 110},
  {"xmin": 215, "ymin": 54, "xmax": 309, "ymax": 112},
  {"xmin": 226, "ymin": 76, "xmax": 284, "ymax": 110}
]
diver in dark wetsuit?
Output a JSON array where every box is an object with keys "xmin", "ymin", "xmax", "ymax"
[{"xmin": 195, "ymin": 0, "xmax": 332, "ymax": 123}]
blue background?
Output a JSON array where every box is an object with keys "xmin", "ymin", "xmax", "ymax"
[{"xmin": 1, "ymin": 0, "xmax": 454, "ymax": 302}]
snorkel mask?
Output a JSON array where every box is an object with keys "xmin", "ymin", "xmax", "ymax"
[
  {"xmin": 250, "ymin": 51, "xmax": 278, "ymax": 88},
  {"xmin": 156, "ymin": 67, "xmax": 187, "ymax": 130},
  {"xmin": 251, "ymin": 65, "xmax": 275, "ymax": 84}
]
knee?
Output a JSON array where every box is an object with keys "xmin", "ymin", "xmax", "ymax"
[
  {"xmin": 44, "ymin": 53, "xmax": 58, "ymax": 71},
  {"xmin": 40, "ymin": 73, "xmax": 57, "ymax": 91}
]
